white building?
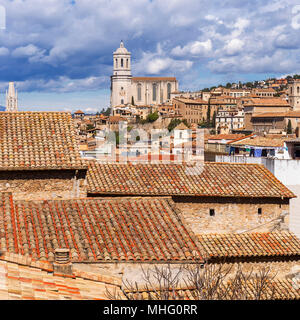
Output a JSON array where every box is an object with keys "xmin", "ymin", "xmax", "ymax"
[
  {"xmin": 5, "ymin": 82, "xmax": 18, "ymax": 112},
  {"xmin": 216, "ymin": 109, "xmax": 244, "ymax": 133},
  {"xmin": 110, "ymin": 41, "xmax": 178, "ymax": 107}
]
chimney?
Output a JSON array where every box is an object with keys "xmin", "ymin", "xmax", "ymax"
[{"xmin": 53, "ymin": 248, "xmax": 73, "ymax": 276}]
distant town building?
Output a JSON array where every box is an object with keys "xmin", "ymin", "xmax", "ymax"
[
  {"xmin": 110, "ymin": 41, "xmax": 178, "ymax": 107},
  {"xmin": 172, "ymin": 97, "xmax": 214, "ymax": 125},
  {"xmin": 5, "ymin": 82, "xmax": 18, "ymax": 112},
  {"xmin": 288, "ymin": 79, "xmax": 300, "ymax": 110},
  {"xmin": 74, "ymin": 110, "xmax": 85, "ymax": 119}
]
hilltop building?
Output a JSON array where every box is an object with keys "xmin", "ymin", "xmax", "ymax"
[
  {"xmin": 5, "ymin": 82, "xmax": 18, "ymax": 112},
  {"xmin": 110, "ymin": 41, "xmax": 178, "ymax": 107},
  {"xmin": 288, "ymin": 79, "xmax": 300, "ymax": 110}
]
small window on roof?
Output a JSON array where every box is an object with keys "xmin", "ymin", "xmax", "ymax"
[{"xmin": 209, "ymin": 209, "xmax": 215, "ymax": 216}]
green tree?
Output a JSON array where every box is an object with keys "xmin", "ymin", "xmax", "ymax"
[
  {"xmin": 86, "ymin": 124, "xmax": 95, "ymax": 131},
  {"xmin": 206, "ymin": 103, "xmax": 211, "ymax": 124},
  {"xmin": 168, "ymin": 118, "xmax": 182, "ymax": 132},
  {"xmin": 287, "ymin": 119, "xmax": 293, "ymax": 134},
  {"xmin": 114, "ymin": 131, "xmax": 120, "ymax": 146},
  {"xmin": 102, "ymin": 107, "xmax": 111, "ymax": 116},
  {"xmin": 146, "ymin": 111, "xmax": 159, "ymax": 123},
  {"xmin": 212, "ymin": 111, "xmax": 216, "ymax": 128}
]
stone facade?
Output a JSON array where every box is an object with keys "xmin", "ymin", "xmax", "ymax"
[
  {"xmin": 173, "ymin": 196, "xmax": 290, "ymax": 234},
  {"xmin": 173, "ymin": 97, "xmax": 216, "ymax": 125},
  {"xmin": 0, "ymin": 170, "xmax": 87, "ymax": 200},
  {"xmin": 288, "ymin": 79, "xmax": 300, "ymax": 111},
  {"xmin": 73, "ymin": 258, "xmax": 300, "ymax": 285},
  {"xmin": 110, "ymin": 41, "xmax": 178, "ymax": 107}
]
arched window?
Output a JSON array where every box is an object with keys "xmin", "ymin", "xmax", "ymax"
[
  {"xmin": 298, "ymin": 86, "xmax": 300, "ymax": 94},
  {"xmin": 152, "ymin": 83, "xmax": 157, "ymax": 101},
  {"xmin": 115, "ymin": 59, "xmax": 118, "ymax": 68},
  {"xmin": 167, "ymin": 83, "xmax": 171, "ymax": 100},
  {"xmin": 126, "ymin": 59, "xmax": 128, "ymax": 68},
  {"xmin": 137, "ymin": 83, "xmax": 142, "ymax": 101},
  {"xmin": 121, "ymin": 58, "xmax": 123, "ymax": 67}
]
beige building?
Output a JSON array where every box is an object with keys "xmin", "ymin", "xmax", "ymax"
[
  {"xmin": 172, "ymin": 97, "xmax": 214, "ymax": 125},
  {"xmin": 110, "ymin": 41, "xmax": 178, "ymax": 107},
  {"xmin": 243, "ymin": 97, "xmax": 292, "ymax": 131},
  {"xmin": 288, "ymin": 79, "xmax": 300, "ymax": 110}
]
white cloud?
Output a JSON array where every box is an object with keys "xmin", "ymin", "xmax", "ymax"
[
  {"xmin": 0, "ymin": 47, "xmax": 9, "ymax": 56},
  {"xmin": 0, "ymin": 0, "xmax": 299, "ymax": 102},
  {"xmin": 171, "ymin": 40, "xmax": 212, "ymax": 57},
  {"xmin": 169, "ymin": 14, "xmax": 196, "ymax": 27},
  {"xmin": 12, "ymin": 44, "xmax": 46, "ymax": 62},
  {"xmin": 133, "ymin": 43, "xmax": 193, "ymax": 75},
  {"xmin": 224, "ymin": 39, "xmax": 244, "ymax": 55}
]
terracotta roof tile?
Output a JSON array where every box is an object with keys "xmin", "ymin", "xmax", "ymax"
[
  {"xmin": 86, "ymin": 161, "xmax": 295, "ymax": 198},
  {"xmin": 244, "ymin": 98, "xmax": 290, "ymax": 106},
  {"xmin": 0, "ymin": 193, "xmax": 204, "ymax": 263},
  {"xmin": 132, "ymin": 77, "xmax": 177, "ymax": 82},
  {"xmin": 197, "ymin": 232, "xmax": 300, "ymax": 259},
  {"xmin": 0, "ymin": 252, "xmax": 122, "ymax": 300},
  {"xmin": 230, "ymin": 136, "xmax": 294, "ymax": 147},
  {"xmin": 0, "ymin": 112, "xmax": 86, "ymax": 171}
]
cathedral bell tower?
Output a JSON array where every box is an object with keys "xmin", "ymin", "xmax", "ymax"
[
  {"xmin": 110, "ymin": 41, "xmax": 132, "ymax": 107},
  {"xmin": 5, "ymin": 82, "xmax": 18, "ymax": 112}
]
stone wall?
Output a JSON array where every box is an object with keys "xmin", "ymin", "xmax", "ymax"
[
  {"xmin": 73, "ymin": 258, "xmax": 300, "ymax": 286},
  {"xmin": 0, "ymin": 169, "xmax": 87, "ymax": 200},
  {"xmin": 210, "ymin": 259, "xmax": 300, "ymax": 279},
  {"xmin": 173, "ymin": 196, "xmax": 290, "ymax": 234}
]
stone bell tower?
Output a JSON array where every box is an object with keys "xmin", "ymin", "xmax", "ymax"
[
  {"xmin": 5, "ymin": 82, "xmax": 18, "ymax": 112},
  {"xmin": 288, "ymin": 79, "xmax": 300, "ymax": 111},
  {"xmin": 110, "ymin": 41, "xmax": 132, "ymax": 107}
]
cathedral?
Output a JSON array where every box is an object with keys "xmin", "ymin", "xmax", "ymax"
[
  {"xmin": 110, "ymin": 41, "xmax": 178, "ymax": 107},
  {"xmin": 5, "ymin": 82, "xmax": 18, "ymax": 112}
]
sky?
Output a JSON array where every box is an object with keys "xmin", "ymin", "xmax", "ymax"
[{"xmin": 0, "ymin": 0, "xmax": 300, "ymax": 112}]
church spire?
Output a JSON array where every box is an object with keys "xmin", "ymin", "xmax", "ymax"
[{"xmin": 5, "ymin": 82, "xmax": 18, "ymax": 112}]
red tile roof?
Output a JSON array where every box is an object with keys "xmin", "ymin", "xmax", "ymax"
[
  {"xmin": 0, "ymin": 193, "xmax": 203, "ymax": 263},
  {"xmin": 230, "ymin": 135, "xmax": 295, "ymax": 148},
  {"xmin": 86, "ymin": 161, "xmax": 295, "ymax": 198},
  {"xmin": 206, "ymin": 134, "xmax": 245, "ymax": 141},
  {"xmin": 244, "ymin": 98, "xmax": 290, "ymax": 106},
  {"xmin": 197, "ymin": 232, "xmax": 300, "ymax": 259},
  {"xmin": 0, "ymin": 252, "xmax": 122, "ymax": 300},
  {"xmin": 132, "ymin": 77, "xmax": 177, "ymax": 82},
  {"xmin": 0, "ymin": 112, "xmax": 86, "ymax": 171},
  {"xmin": 173, "ymin": 97, "xmax": 208, "ymax": 104}
]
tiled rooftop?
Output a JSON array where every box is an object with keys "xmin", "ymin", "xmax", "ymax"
[
  {"xmin": 0, "ymin": 252, "xmax": 122, "ymax": 300},
  {"xmin": 86, "ymin": 161, "xmax": 295, "ymax": 198},
  {"xmin": 0, "ymin": 193, "xmax": 203, "ymax": 263},
  {"xmin": 206, "ymin": 134, "xmax": 245, "ymax": 141},
  {"xmin": 244, "ymin": 98, "xmax": 290, "ymax": 106},
  {"xmin": 0, "ymin": 112, "xmax": 86, "ymax": 171},
  {"xmin": 197, "ymin": 232, "xmax": 300, "ymax": 259},
  {"xmin": 230, "ymin": 135, "xmax": 295, "ymax": 148},
  {"xmin": 132, "ymin": 77, "xmax": 177, "ymax": 81}
]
